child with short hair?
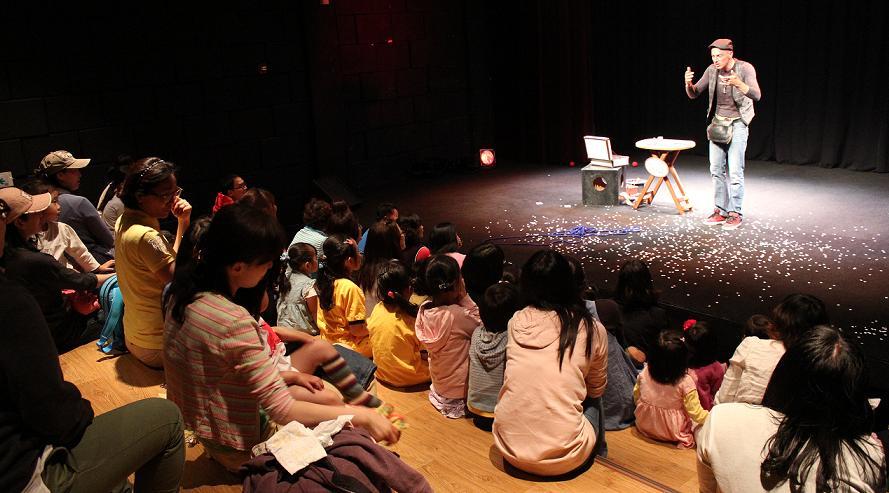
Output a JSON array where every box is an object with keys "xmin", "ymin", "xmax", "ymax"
[
  {"xmin": 315, "ymin": 235, "xmax": 372, "ymax": 357},
  {"xmin": 368, "ymin": 260, "xmax": 429, "ymax": 387},
  {"xmin": 415, "ymin": 255, "xmax": 481, "ymax": 418},
  {"xmin": 467, "ymin": 281, "xmax": 521, "ymax": 430},
  {"xmin": 634, "ymin": 330, "xmax": 708, "ymax": 448},
  {"xmin": 683, "ymin": 320, "xmax": 725, "ymax": 410},
  {"xmin": 744, "ymin": 313, "xmax": 772, "ymax": 339},
  {"xmin": 276, "ymin": 242, "xmax": 319, "ymax": 335}
]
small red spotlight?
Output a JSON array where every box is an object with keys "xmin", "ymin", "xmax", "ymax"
[
  {"xmin": 569, "ymin": 160, "xmax": 575, "ymax": 167},
  {"xmin": 480, "ymin": 149, "xmax": 496, "ymax": 167}
]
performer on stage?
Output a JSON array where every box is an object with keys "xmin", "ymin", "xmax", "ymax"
[{"xmin": 685, "ymin": 38, "xmax": 761, "ymax": 230}]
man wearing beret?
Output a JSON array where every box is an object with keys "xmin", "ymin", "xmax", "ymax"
[{"xmin": 685, "ymin": 38, "xmax": 762, "ymax": 230}]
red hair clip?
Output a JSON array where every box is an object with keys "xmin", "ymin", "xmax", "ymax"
[
  {"xmin": 683, "ymin": 319, "xmax": 697, "ymax": 331},
  {"xmin": 387, "ymin": 290, "xmax": 395, "ymax": 299}
]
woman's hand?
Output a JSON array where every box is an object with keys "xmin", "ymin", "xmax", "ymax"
[
  {"xmin": 95, "ymin": 259, "xmax": 115, "ymax": 273},
  {"xmin": 172, "ymin": 197, "xmax": 192, "ymax": 225},
  {"xmin": 351, "ymin": 406, "xmax": 401, "ymax": 445},
  {"xmin": 282, "ymin": 371, "xmax": 325, "ymax": 393}
]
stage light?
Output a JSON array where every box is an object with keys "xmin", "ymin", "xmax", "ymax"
[
  {"xmin": 569, "ymin": 160, "xmax": 575, "ymax": 167},
  {"xmin": 257, "ymin": 63, "xmax": 269, "ymax": 75},
  {"xmin": 480, "ymin": 149, "xmax": 496, "ymax": 167}
]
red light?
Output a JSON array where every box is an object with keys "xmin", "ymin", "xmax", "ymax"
[
  {"xmin": 569, "ymin": 160, "xmax": 575, "ymax": 167},
  {"xmin": 480, "ymin": 149, "xmax": 496, "ymax": 167},
  {"xmin": 386, "ymin": 38, "xmax": 394, "ymax": 45},
  {"xmin": 631, "ymin": 161, "xmax": 638, "ymax": 167}
]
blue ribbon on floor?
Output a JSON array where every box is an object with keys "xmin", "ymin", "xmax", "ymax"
[{"xmin": 487, "ymin": 225, "xmax": 642, "ymax": 246}]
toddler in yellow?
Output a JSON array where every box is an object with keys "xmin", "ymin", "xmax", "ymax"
[{"xmin": 315, "ymin": 235, "xmax": 371, "ymax": 357}]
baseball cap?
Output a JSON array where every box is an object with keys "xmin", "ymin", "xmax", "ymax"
[
  {"xmin": 709, "ymin": 38, "xmax": 734, "ymax": 51},
  {"xmin": 0, "ymin": 187, "xmax": 52, "ymax": 223},
  {"xmin": 37, "ymin": 150, "xmax": 91, "ymax": 176}
]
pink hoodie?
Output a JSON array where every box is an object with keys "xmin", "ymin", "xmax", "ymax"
[
  {"xmin": 493, "ymin": 306, "xmax": 608, "ymax": 476},
  {"xmin": 415, "ymin": 294, "xmax": 481, "ymax": 399}
]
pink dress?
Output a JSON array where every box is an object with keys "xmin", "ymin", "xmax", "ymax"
[{"xmin": 634, "ymin": 367, "xmax": 697, "ymax": 448}]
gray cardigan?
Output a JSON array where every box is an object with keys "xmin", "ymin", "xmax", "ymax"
[{"xmin": 686, "ymin": 59, "xmax": 761, "ymax": 125}]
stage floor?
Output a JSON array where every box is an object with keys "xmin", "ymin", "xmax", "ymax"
[{"xmin": 357, "ymin": 156, "xmax": 889, "ymax": 383}]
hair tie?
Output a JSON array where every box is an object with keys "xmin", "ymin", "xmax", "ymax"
[
  {"xmin": 387, "ymin": 290, "xmax": 395, "ymax": 299},
  {"xmin": 683, "ymin": 319, "xmax": 697, "ymax": 331},
  {"xmin": 437, "ymin": 282, "xmax": 452, "ymax": 291}
]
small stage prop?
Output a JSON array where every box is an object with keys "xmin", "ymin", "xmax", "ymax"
[{"xmin": 581, "ymin": 136, "xmax": 628, "ymax": 206}]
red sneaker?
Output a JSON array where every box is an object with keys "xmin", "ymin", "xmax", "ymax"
[
  {"xmin": 702, "ymin": 209, "xmax": 727, "ymax": 226},
  {"xmin": 722, "ymin": 212, "xmax": 743, "ymax": 230}
]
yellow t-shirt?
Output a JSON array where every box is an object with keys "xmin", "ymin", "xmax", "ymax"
[
  {"xmin": 368, "ymin": 301, "xmax": 430, "ymax": 387},
  {"xmin": 114, "ymin": 208, "xmax": 175, "ymax": 350},
  {"xmin": 316, "ymin": 278, "xmax": 371, "ymax": 357}
]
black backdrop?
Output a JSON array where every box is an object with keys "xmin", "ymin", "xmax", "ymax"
[{"xmin": 484, "ymin": 0, "xmax": 889, "ymax": 172}]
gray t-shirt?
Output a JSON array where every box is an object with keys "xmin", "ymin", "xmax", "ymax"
[
  {"xmin": 716, "ymin": 67, "xmax": 742, "ymax": 118},
  {"xmin": 276, "ymin": 271, "xmax": 318, "ymax": 335},
  {"xmin": 101, "ymin": 195, "xmax": 125, "ymax": 230}
]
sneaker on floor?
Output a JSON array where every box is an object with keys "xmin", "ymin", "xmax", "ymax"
[
  {"xmin": 722, "ymin": 212, "xmax": 743, "ymax": 230},
  {"xmin": 703, "ymin": 210, "xmax": 727, "ymax": 226}
]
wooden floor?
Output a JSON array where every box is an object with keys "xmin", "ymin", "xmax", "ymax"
[{"xmin": 60, "ymin": 342, "xmax": 699, "ymax": 492}]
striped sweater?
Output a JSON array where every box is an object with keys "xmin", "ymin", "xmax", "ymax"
[{"xmin": 164, "ymin": 292, "xmax": 293, "ymax": 451}]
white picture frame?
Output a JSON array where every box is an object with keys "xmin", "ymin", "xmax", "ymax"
[{"xmin": 583, "ymin": 136, "xmax": 613, "ymax": 162}]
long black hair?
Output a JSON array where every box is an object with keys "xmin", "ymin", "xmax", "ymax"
[
  {"xmin": 520, "ymin": 249, "xmax": 594, "ymax": 369},
  {"xmin": 357, "ymin": 219, "xmax": 402, "ymax": 293},
  {"xmin": 428, "ymin": 222, "xmax": 459, "ymax": 254},
  {"xmin": 422, "ymin": 254, "xmax": 461, "ymax": 301},
  {"xmin": 316, "ymin": 234, "xmax": 358, "ymax": 311},
  {"xmin": 685, "ymin": 321, "xmax": 718, "ymax": 368},
  {"xmin": 613, "ymin": 258, "xmax": 659, "ymax": 310},
  {"xmin": 165, "ymin": 203, "xmax": 286, "ymax": 324},
  {"xmin": 376, "ymin": 260, "xmax": 419, "ymax": 318},
  {"xmin": 761, "ymin": 325, "xmax": 885, "ymax": 491}
]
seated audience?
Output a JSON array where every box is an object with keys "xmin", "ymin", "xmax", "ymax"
[
  {"xmin": 163, "ymin": 204, "xmax": 398, "ymax": 472},
  {"xmin": 398, "ymin": 213, "xmax": 430, "ymax": 266},
  {"xmin": 327, "ymin": 200, "xmax": 361, "ymax": 241},
  {"xmin": 115, "ymin": 157, "xmax": 192, "ymax": 368},
  {"xmin": 634, "ymin": 330, "xmax": 708, "ymax": 448},
  {"xmin": 427, "ymin": 222, "xmax": 465, "ymax": 266},
  {"xmin": 289, "ymin": 197, "xmax": 331, "ymax": 253},
  {"xmin": 0, "ymin": 203, "xmax": 185, "ymax": 492},
  {"xmin": 368, "ymin": 260, "xmax": 430, "ymax": 387},
  {"xmin": 684, "ymin": 320, "xmax": 725, "ymax": 410},
  {"xmin": 36, "ymin": 150, "xmax": 115, "ymax": 263},
  {"xmin": 416, "ymin": 255, "xmax": 480, "ymax": 418},
  {"xmin": 493, "ymin": 250, "xmax": 607, "ymax": 476},
  {"xmin": 276, "ymin": 242, "xmax": 320, "ymax": 335},
  {"xmin": 358, "ymin": 201, "xmax": 398, "ymax": 253},
  {"xmin": 98, "ymin": 154, "xmax": 133, "ymax": 230},
  {"xmin": 358, "ymin": 218, "xmax": 405, "ymax": 315},
  {"xmin": 611, "ymin": 258, "xmax": 668, "ymax": 364},
  {"xmin": 316, "ymin": 235, "xmax": 371, "ymax": 356},
  {"xmin": 462, "ymin": 242, "xmax": 506, "ymax": 304},
  {"xmin": 212, "ymin": 173, "xmax": 247, "ymax": 214},
  {"xmin": 745, "ymin": 313, "xmax": 773, "ymax": 339},
  {"xmin": 715, "ymin": 293, "xmax": 828, "ymax": 405},
  {"xmin": 23, "ymin": 180, "xmax": 114, "ymax": 274},
  {"xmin": 1, "ymin": 187, "xmax": 112, "ymax": 353},
  {"xmin": 238, "ymin": 187, "xmax": 277, "ymax": 217},
  {"xmin": 468, "ymin": 281, "xmax": 521, "ymax": 430},
  {"xmin": 697, "ymin": 325, "xmax": 885, "ymax": 492}
]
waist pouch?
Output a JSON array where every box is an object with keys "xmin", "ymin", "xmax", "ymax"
[{"xmin": 707, "ymin": 115, "xmax": 737, "ymax": 144}]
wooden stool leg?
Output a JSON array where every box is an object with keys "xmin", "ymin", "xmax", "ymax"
[{"xmin": 633, "ymin": 175, "xmax": 656, "ymax": 209}]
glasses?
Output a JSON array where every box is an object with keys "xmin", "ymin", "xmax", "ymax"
[
  {"xmin": 230, "ymin": 183, "xmax": 248, "ymax": 191},
  {"xmin": 148, "ymin": 187, "xmax": 183, "ymax": 203}
]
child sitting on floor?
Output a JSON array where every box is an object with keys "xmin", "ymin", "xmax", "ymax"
[
  {"xmin": 683, "ymin": 320, "xmax": 726, "ymax": 410},
  {"xmin": 467, "ymin": 281, "xmax": 521, "ymax": 430},
  {"xmin": 368, "ymin": 260, "xmax": 430, "ymax": 387},
  {"xmin": 315, "ymin": 235, "xmax": 372, "ymax": 357},
  {"xmin": 415, "ymin": 255, "xmax": 481, "ymax": 418},
  {"xmin": 276, "ymin": 242, "xmax": 319, "ymax": 335},
  {"xmin": 634, "ymin": 330, "xmax": 708, "ymax": 448}
]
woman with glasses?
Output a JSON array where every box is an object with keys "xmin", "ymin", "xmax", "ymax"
[{"xmin": 114, "ymin": 157, "xmax": 192, "ymax": 368}]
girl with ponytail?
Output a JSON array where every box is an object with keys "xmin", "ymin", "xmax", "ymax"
[{"xmin": 368, "ymin": 260, "xmax": 430, "ymax": 387}]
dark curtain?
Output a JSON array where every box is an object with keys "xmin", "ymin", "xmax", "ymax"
[{"xmin": 485, "ymin": 0, "xmax": 889, "ymax": 172}]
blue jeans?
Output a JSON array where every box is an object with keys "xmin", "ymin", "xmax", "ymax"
[
  {"xmin": 708, "ymin": 119, "xmax": 749, "ymax": 216},
  {"xmin": 582, "ymin": 396, "xmax": 607, "ymax": 458}
]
